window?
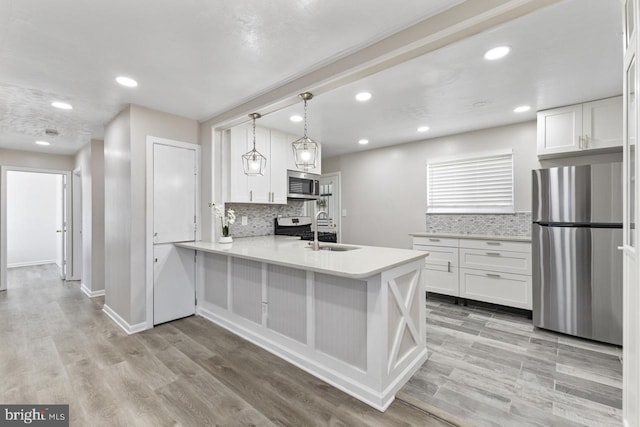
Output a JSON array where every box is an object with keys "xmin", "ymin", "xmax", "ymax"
[{"xmin": 427, "ymin": 151, "xmax": 514, "ymax": 214}]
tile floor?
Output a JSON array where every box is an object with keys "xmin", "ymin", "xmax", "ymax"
[{"xmin": 399, "ymin": 294, "xmax": 623, "ymax": 427}]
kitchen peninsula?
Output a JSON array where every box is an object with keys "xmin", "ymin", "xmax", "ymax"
[{"xmin": 177, "ymin": 236, "xmax": 428, "ymax": 411}]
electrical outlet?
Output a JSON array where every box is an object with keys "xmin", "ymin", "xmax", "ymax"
[{"xmin": 241, "ymin": 216, "xmax": 248, "ymax": 225}]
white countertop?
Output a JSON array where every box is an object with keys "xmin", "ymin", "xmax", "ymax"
[
  {"xmin": 177, "ymin": 236, "xmax": 428, "ymax": 279},
  {"xmin": 410, "ymin": 232, "xmax": 531, "ymax": 243}
]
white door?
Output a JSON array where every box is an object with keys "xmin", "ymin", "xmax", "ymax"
[
  {"xmin": 55, "ymin": 174, "xmax": 68, "ymax": 279},
  {"xmin": 151, "ymin": 141, "xmax": 198, "ymax": 325},
  {"xmin": 153, "ymin": 243, "xmax": 195, "ymax": 325},
  {"xmin": 153, "ymin": 144, "xmax": 197, "ymax": 244},
  {"xmin": 623, "ymin": 1, "xmax": 639, "ymax": 424}
]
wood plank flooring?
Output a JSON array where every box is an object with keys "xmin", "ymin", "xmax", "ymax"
[
  {"xmin": 0, "ymin": 265, "xmax": 451, "ymax": 427},
  {"xmin": 399, "ymin": 294, "xmax": 623, "ymax": 427}
]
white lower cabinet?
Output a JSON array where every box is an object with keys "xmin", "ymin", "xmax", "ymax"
[
  {"xmin": 459, "ymin": 268, "xmax": 532, "ymax": 310},
  {"xmin": 413, "ymin": 240, "xmax": 459, "ymax": 297},
  {"xmin": 412, "ymin": 236, "xmax": 532, "ymax": 310}
]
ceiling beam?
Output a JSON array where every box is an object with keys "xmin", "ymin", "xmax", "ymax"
[{"xmin": 202, "ymin": 0, "xmax": 562, "ymax": 130}]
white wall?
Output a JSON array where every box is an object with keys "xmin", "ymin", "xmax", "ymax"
[
  {"xmin": 322, "ymin": 121, "xmax": 540, "ymax": 249},
  {"xmin": 104, "ymin": 104, "xmax": 199, "ymax": 326},
  {"xmin": 74, "ymin": 139, "xmax": 105, "ymax": 294},
  {"xmin": 7, "ymin": 171, "xmax": 60, "ymax": 267}
]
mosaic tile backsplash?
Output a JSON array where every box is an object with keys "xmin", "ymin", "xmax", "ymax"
[
  {"xmin": 425, "ymin": 212, "xmax": 532, "ymax": 236},
  {"xmin": 224, "ymin": 201, "xmax": 306, "ymax": 237}
]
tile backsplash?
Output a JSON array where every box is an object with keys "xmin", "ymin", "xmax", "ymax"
[
  {"xmin": 224, "ymin": 201, "xmax": 306, "ymax": 237},
  {"xmin": 425, "ymin": 212, "xmax": 532, "ymax": 236}
]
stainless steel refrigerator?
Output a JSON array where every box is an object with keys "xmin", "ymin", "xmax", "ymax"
[{"xmin": 532, "ymin": 163, "xmax": 623, "ymax": 346}]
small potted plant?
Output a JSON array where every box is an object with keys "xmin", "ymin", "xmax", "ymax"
[{"xmin": 209, "ymin": 202, "xmax": 236, "ymax": 243}]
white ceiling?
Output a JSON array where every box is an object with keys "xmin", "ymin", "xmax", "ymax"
[
  {"xmin": 0, "ymin": 0, "xmax": 463, "ymax": 155},
  {"xmin": 259, "ymin": 0, "xmax": 623, "ymax": 158}
]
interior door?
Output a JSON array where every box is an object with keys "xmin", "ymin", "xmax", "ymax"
[
  {"xmin": 623, "ymin": 2, "xmax": 639, "ymax": 423},
  {"xmin": 55, "ymin": 174, "xmax": 67, "ymax": 279},
  {"xmin": 153, "ymin": 144, "xmax": 196, "ymax": 243},
  {"xmin": 152, "ymin": 142, "xmax": 198, "ymax": 325}
]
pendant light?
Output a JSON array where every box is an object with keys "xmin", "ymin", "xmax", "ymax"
[
  {"xmin": 291, "ymin": 92, "xmax": 319, "ymax": 170},
  {"xmin": 242, "ymin": 113, "xmax": 267, "ymax": 176}
]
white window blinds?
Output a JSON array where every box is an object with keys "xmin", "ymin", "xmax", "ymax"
[{"xmin": 427, "ymin": 152, "xmax": 514, "ymax": 214}]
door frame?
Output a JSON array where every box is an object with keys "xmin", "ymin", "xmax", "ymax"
[
  {"xmin": 0, "ymin": 166, "xmax": 72, "ymax": 291},
  {"xmin": 319, "ymin": 171, "xmax": 342, "ymax": 243},
  {"xmin": 146, "ymin": 136, "xmax": 201, "ymax": 329}
]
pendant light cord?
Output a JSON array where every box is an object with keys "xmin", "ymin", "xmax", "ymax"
[
  {"xmin": 252, "ymin": 115, "xmax": 257, "ymax": 150},
  {"xmin": 303, "ymin": 99, "xmax": 308, "ymax": 138}
]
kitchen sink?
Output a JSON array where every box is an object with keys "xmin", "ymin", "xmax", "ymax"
[{"xmin": 306, "ymin": 244, "xmax": 359, "ymax": 252}]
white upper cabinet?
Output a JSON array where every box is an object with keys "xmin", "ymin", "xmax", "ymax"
[
  {"xmin": 537, "ymin": 96, "xmax": 622, "ymax": 158},
  {"xmin": 269, "ymin": 130, "xmax": 289, "ymax": 204},
  {"xmin": 228, "ymin": 125, "xmax": 288, "ymax": 204},
  {"xmin": 286, "ymin": 133, "xmax": 322, "ymax": 175},
  {"xmin": 582, "ymin": 97, "xmax": 624, "ymax": 150}
]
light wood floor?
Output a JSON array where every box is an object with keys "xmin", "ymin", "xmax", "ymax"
[
  {"xmin": 0, "ymin": 265, "xmax": 452, "ymax": 427},
  {"xmin": 400, "ymin": 294, "xmax": 623, "ymax": 427}
]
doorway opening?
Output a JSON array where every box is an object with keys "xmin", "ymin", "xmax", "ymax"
[{"xmin": 0, "ymin": 167, "xmax": 77, "ymax": 291}]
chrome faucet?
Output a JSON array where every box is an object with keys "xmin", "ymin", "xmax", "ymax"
[{"xmin": 311, "ymin": 210, "xmax": 329, "ymax": 251}]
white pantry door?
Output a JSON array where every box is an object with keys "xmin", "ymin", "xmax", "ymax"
[
  {"xmin": 623, "ymin": 1, "xmax": 640, "ymax": 425},
  {"xmin": 151, "ymin": 141, "xmax": 198, "ymax": 325}
]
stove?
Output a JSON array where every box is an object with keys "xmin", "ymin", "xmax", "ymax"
[{"xmin": 274, "ymin": 216, "xmax": 337, "ymax": 243}]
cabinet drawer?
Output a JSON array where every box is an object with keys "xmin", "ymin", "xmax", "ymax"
[
  {"xmin": 459, "ymin": 268, "xmax": 531, "ymax": 310},
  {"xmin": 413, "ymin": 244, "xmax": 458, "ymax": 266},
  {"xmin": 423, "ymin": 267, "xmax": 458, "ymax": 297},
  {"xmin": 459, "ymin": 239, "xmax": 531, "ymax": 253},
  {"xmin": 459, "ymin": 248, "xmax": 531, "ymax": 275},
  {"xmin": 413, "ymin": 236, "xmax": 458, "ymax": 248}
]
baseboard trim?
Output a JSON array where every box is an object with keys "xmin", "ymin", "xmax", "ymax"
[
  {"xmin": 80, "ymin": 283, "xmax": 105, "ymax": 298},
  {"xmin": 102, "ymin": 304, "xmax": 147, "ymax": 335},
  {"xmin": 7, "ymin": 260, "xmax": 56, "ymax": 268}
]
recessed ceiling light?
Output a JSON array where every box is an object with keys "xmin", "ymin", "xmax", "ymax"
[
  {"xmin": 35, "ymin": 140, "xmax": 50, "ymax": 146},
  {"xmin": 51, "ymin": 101, "xmax": 72, "ymax": 110},
  {"xmin": 116, "ymin": 76, "xmax": 138, "ymax": 87},
  {"xmin": 417, "ymin": 126, "xmax": 430, "ymax": 132},
  {"xmin": 514, "ymin": 105, "xmax": 531, "ymax": 113},
  {"xmin": 358, "ymin": 139, "xmax": 369, "ymax": 145},
  {"xmin": 484, "ymin": 46, "xmax": 511, "ymax": 60},
  {"xmin": 355, "ymin": 92, "xmax": 372, "ymax": 102},
  {"xmin": 290, "ymin": 115, "xmax": 303, "ymax": 122}
]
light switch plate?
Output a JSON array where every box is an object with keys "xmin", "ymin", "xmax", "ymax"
[
  {"xmin": 342, "ymin": 209, "xmax": 347, "ymax": 217},
  {"xmin": 241, "ymin": 216, "xmax": 248, "ymax": 225}
]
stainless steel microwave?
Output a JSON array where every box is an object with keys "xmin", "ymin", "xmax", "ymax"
[{"xmin": 287, "ymin": 170, "xmax": 320, "ymax": 200}]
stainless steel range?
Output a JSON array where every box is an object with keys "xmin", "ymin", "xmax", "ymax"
[{"xmin": 274, "ymin": 216, "xmax": 337, "ymax": 243}]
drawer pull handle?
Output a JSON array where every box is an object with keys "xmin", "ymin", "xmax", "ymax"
[
  {"xmin": 486, "ymin": 242, "xmax": 501, "ymax": 246},
  {"xmin": 486, "ymin": 273, "xmax": 501, "ymax": 278},
  {"xmin": 485, "ymin": 252, "xmax": 501, "ymax": 256},
  {"xmin": 429, "ymin": 238, "xmax": 440, "ymax": 242}
]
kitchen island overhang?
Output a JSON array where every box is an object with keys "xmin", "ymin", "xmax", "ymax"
[{"xmin": 177, "ymin": 236, "xmax": 428, "ymax": 411}]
